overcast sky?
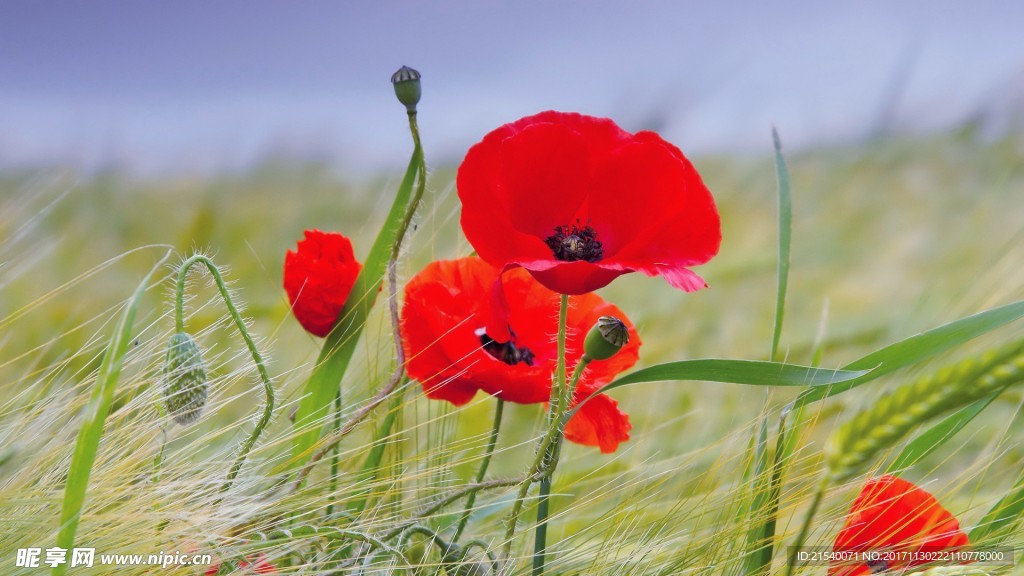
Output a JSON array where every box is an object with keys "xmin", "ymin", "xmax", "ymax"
[{"xmin": 2, "ymin": 1, "xmax": 1023, "ymax": 175}]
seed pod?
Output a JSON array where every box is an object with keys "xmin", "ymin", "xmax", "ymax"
[
  {"xmin": 583, "ymin": 316, "xmax": 629, "ymax": 361},
  {"xmin": 163, "ymin": 332, "xmax": 208, "ymax": 425},
  {"xmin": 391, "ymin": 65, "xmax": 421, "ymax": 113}
]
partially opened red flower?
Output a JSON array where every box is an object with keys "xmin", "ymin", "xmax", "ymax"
[
  {"xmin": 457, "ymin": 111, "xmax": 721, "ymax": 297},
  {"xmin": 284, "ymin": 229, "xmax": 362, "ymax": 337},
  {"xmin": 830, "ymin": 475, "xmax": 969, "ymax": 576},
  {"xmin": 400, "ymin": 256, "xmax": 639, "ymax": 452}
]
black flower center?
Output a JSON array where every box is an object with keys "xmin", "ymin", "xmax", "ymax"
[
  {"xmin": 479, "ymin": 332, "xmax": 535, "ymax": 366},
  {"xmin": 545, "ymin": 220, "xmax": 603, "ymax": 263}
]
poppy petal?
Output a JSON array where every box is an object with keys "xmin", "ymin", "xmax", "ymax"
[
  {"xmin": 829, "ymin": 475, "xmax": 969, "ymax": 575},
  {"xmin": 457, "ymin": 111, "xmax": 721, "ymax": 296},
  {"xmin": 565, "ymin": 384, "xmax": 632, "ymax": 453},
  {"xmin": 284, "ymin": 230, "xmax": 362, "ymax": 337},
  {"xmin": 401, "ymin": 256, "xmax": 639, "ymax": 451},
  {"xmin": 522, "ymin": 260, "xmax": 628, "ymax": 296},
  {"xmin": 589, "ymin": 133, "xmax": 721, "ymax": 266}
]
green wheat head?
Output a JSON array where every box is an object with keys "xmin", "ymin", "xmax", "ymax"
[{"xmin": 827, "ymin": 339, "xmax": 1024, "ymax": 483}]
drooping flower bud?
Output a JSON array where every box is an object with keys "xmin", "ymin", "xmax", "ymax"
[
  {"xmin": 391, "ymin": 65, "xmax": 421, "ymax": 113},
  {"xmin": 163, "ymin": 332, "xmax": 208, "ymax": 425},
  {"xmin": 583, "ymin": 316, "xmax": 629, "ymax": 361}
]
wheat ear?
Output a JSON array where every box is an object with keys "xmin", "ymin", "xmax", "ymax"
[{"xmin": 827, "ymin": 339, "xmax": 1024, "ymax": 482}]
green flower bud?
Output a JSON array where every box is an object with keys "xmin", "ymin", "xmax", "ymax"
[
  {"xmin": 391, "ymin": 65, "xmax": 421, "ymax": 112},
  {"xmin": 163, "ymin": 332, "xmax": 208, "ymax": 425},
  {"xmin": 583, "ymin": 316, "xmax": 629, "ymax": 361}
]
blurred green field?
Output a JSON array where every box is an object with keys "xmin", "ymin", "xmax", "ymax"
[{"xmin": 1, "ymin": 127, "xmax": 1023, "ymax": 574}]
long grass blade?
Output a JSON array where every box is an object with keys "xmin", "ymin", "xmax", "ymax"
[
  {"xmin": 769, "ymin": 126, "xmax": 791, "ymax": 363},
  {"xmin": 745, "ymin": 128, "xmax": 793, "ymax": 575},
  {"xmin": 887, "ymin": 393, "xmax": 998, "ymax": 473},
  {"xmin": 291, "ymin": 145, "xmax": 423, "ymax": 466},
  {"xmin": 596, "ymin": 359, "xmax": 869, "ymax": 393},
  {"xmin": 971, "ymin": 466, "xmax": 1024, "ymax": 543},
  {"xmin": 793, "ymin": 299, "xmax": 1024, "ymax": 408},
  {"xmin": 53, "ymin": 250, "xmax": 171, "ymax": 576}
]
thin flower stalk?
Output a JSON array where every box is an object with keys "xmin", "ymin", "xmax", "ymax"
[{"xmin": 174, "ymin": 254, "xmax": 275, "ymax": 496}]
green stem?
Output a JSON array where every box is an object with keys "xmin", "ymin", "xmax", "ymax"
[
  {"xmin": 533, "ymin": 298, "xmax": 582, "ymax": 576},
  {"xmin": 173, "ymin": 255, "xmax": 276, "ymax": 495},
  {"xmin": 327, "ymin": 391, "xmax": 342, "ymax": 520},
  {"xmin": 784, "ymin": 476, "xmax": 828, "ymax": 576},
  {"xmin": 383, "ymin": 477, "xmax": 525, "ymax": 541},
  {"xmin": 453, "ymin": 398, "xmax": 505, "ymax": 544},
  {"xmin": 549, "ymin": 358, "xmax": 590, "ymax": 471},
  {"xmin": 292, "ymin": 108, "xmax": 427, "ymax": 487}
]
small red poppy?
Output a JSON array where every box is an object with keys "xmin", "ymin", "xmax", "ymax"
[
  {"xmin": 457, "ymin": 110, "xmax": 721, "ymax": 297},
  {"xmin": 283, "ymin": 229, "xmax": 363, "ymax": 337},
  {"xmin": 400, "ymin": 256, "xmax": 639, "ymax": 453},
  {"xmin": 830, "ymin": 475, "xmax": 969, "ymax": 576}
]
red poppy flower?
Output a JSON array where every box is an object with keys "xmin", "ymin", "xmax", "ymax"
[
  {"xmin": 457, "ymin": 110, "xmax": 721, "ymax": 297},
  {"xmin": 830, "ymin": 475, "xmax": 969, "ymax": 576},
  {"xmin": 284, "ymin": 229, "xmax": 363, "ymax": 337},
  {"xmin": 400, "ymin": 256, "xmax": 639, "ymax": 453}
]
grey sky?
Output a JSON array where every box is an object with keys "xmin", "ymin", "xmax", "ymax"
[{"xmin": 2, "ymin": 1, "xmax": 1022, "ymax": 175}]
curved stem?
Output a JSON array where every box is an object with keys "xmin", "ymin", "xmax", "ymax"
[
  {"xmin": 293, "ymin": 108, "xmax": 427, "ymax": 490},
  {"xmin": 250, "ymin": 525, "xmax": 407, "ymax": 564},
  {"xmin": 173, "ymin": 255, "xmax": 276, "ymax": 495},
  {"xmin": 383, "ymin": 477, "xmax": 525, "ymax": 541},
  {"xmin": 452, "ymin": 398, "xmax": 505, "ymax": 544}
]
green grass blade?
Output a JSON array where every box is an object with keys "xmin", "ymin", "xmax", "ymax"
[
  {"xmin": 971, "ymin": 467, "xmax": 1024, "ymax": 543},
  {"xmin": 599, "ymin": 360, "xmax": 869, "ymax": 391},
  {"xmin": 887, "ymin": 393, "xmax": 998, "ymax": 473},
  {"xmin": 572, "ymin": 361, "xmax": 870, "ymax": 417},
  {"xmin": 741, "ymin": 416, "xmax": 773, "ymax": 575},
  {"xmin": 769, "ymin": 127, "xmax": 791, "ymax": 363},
  {"xmin": 744, "ymin": 127, "xmax": 794, "ymax": 576},
  {"xmin": 793, "ymin": 299, "xmax": 1024, "ymax": 408},
  {"xmin": 290, "ymin": 145, "xmax": 422, "ymax": 466},
  {"xmin": 53, "ymin": 250, "xmax": 171, "ymax": 576}
]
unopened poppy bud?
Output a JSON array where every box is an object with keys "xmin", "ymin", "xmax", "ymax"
[
  {"xmin": 583, "ymin": 316, "xmax": 629, "ymax": 361},
  {"xmin": 391, "ymin": 65, "xmax": 421, "ymax": 112},
  {"xmin": 163, "ymin": 332, "xmax": 208, "ymax": 425}
]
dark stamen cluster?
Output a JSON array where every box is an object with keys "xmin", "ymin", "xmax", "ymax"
[
  {"xmin": 480, "ymin": 333, "xmax": 535, "ymax": 366},
  {"xmin": 544, "ymin": 220, "xmax": 603, "ymax": 262}
]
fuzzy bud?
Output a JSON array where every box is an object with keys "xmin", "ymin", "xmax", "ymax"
[
  {"xmin": 391, "ymin": 65, "xmax": 421, "ymax": 113},
  {"xmin": 163, "ymin": 332, "xmax": 208, "ymax": 425},
  {"xmin": 583, "ymin": 316, "xmax": 629, "ymax": 361}
]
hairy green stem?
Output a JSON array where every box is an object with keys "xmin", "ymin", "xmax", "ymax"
[
  {"xmin": 487, "ymin": 294, "xmax": 568, "ymax": 574},
  {"xmin": 250, "ymin": 524, "xmax": 407, "ymax": 564},
  {"xmin": 453, "ymin": 398, "xmax": 505, "ymax": 544},
  {"xmin": 174, "ymin": 254, "xmax": 276, "ymax": 495},
  {"xmin": 534, "ymin": 352, "xmax": 588, "ymax": 575},
  {"xmin": 292, "ymin": 109, "xmax": 427, "ymax": 490},
  {"xmin": 383, "ymin": 477, "xmax": 525, "ymax": 541},
  {"xmin": 327, "ymin": 392, "xmax": 342, "ymax": 520}
]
